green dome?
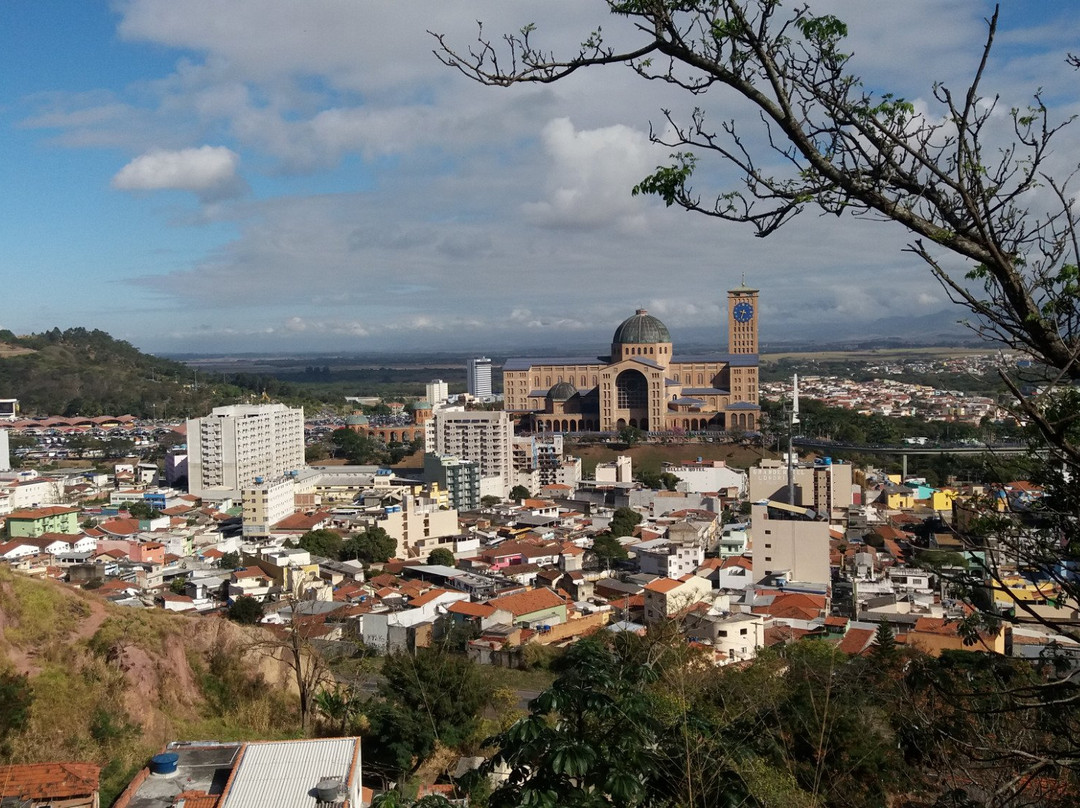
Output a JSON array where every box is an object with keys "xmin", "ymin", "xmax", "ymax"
[
  {"xmin": 345, "ymin": 415, "xmax": 369, "ymax": 426},
  {"xmin": 546, "ymin": 382, "xmax": 578, "ymax": 401},
  {"xmin": 613, "ymin": 309, "xmax": 671, "ymax": 344}
]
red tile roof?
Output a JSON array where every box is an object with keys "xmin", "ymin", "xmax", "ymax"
[
  {"xmin": 644, "ymin": 577, "xmax": 683, "ymax": 594},
  {"xmin": 837, "ymin": 628, "xmax": 876, "ymax": 655},
  {"xmin": 408, "ymin": 588, "xmax": 459, "ymax": 608},
  {"xmin": 6, "ymin": 506, "xmax": 79, "ymax": 520},
  {"xmin": 487, "ymin": 587, "xmax": 565, "ymax": 617},
  {"xmin": 99, "ymin": 518, "xmax": 140, "ymax": 536},
  {"xmin": 0, "ymin": 762, "xmax": 99, "ymax": 799},
  {"xmin": 447, "ymin": 600, "xmax": 497, "ymax": 618},
  {"xmin": 271, "ymin": 511, "xmax": 331, "ymax": 531}
]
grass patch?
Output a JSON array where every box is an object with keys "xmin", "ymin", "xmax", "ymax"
[
  {"xmin": 0, "ymin": 571, "xmax": 91, "ymax": 650},
  {"xmin": 480, "ymin": 664, "xmax": 557, "ymax": 694},
  {"xmin": 569, "ymin": 441, "xmax": 775, "ymax": 478},
  {"xmin": 87, "ymin": 609, "xmax": 177, "ymax": 658}
]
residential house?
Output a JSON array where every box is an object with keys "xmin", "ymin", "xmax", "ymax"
[
  {"xmin": 486, "ymin": 587, "xmax": 568, "ymax": 628},
  {"xmin": 643, "ymin": 575, "xmax": 713, "ymax": 622},
  {"xmin": 0, "ymin": 762, "xmax": 100, "ymax": 808},
  {"xmin": 6, "ymin": 506, "xmax": 79, "ymax": 538}
]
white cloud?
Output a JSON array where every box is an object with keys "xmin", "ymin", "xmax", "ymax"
[
  {"xmin": 522, "ymin": 118, "xmax": 654, "ymax": 230},
  {"xmin": 112, "ymin": 146, "xmax": 245, "ymax": 200}
]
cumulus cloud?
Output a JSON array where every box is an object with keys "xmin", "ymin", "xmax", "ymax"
[
  {"xmin": 112, "ymin": 145, "xmax": 246, "ymax": 201},
  {"xmin": 522, "ymin": 118, "xmax": 654, "ymax": 230}
]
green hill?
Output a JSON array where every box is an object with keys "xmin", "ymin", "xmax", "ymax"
[{"xmin": 0, "ymin": 328, "xmax": 302, "ymax": 418}]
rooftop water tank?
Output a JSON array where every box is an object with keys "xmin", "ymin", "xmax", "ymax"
[
  {"xmin": 149, "ymin": 752, "xmax": 179, "ymax": 776},
  {"xmin": 316, "ymin": 776, "xmax": 344, "ymax": 802}
]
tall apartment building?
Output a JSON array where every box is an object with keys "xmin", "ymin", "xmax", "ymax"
[
  {"xmin": 186, "ymin": 404, "xmax": 305, "ymax": 500},
  {"xmin": 751, "ymin": 501, "xmax": 830, "ymax": 585},
  {"xmin": 467, "ymin": 356, "xmax": 493, "ymax": 399},
  {"xmin": 424, "ymin": 453, "xmax": 480, "ymax": 512},
  {"xmin": 425, "ymin": 408, "xmax": 513, "ymax": 498},
  {"xmin": 425, "ymin": 379, "xmax": 449, "ymax": 406}
]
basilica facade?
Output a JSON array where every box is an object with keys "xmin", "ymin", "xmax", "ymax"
[{"xmin": 503, "ymin": 284, "xmax": 760, "ymax": 434}]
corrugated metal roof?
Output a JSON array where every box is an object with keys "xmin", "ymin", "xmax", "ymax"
[{"xmin": 220, "ymin": 738, "xmax": 361, "ymax": 808}]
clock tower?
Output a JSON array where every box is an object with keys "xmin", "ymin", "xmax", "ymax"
[{"xmin": 727, "ymin": 282, "xmax": 759, "ymax": 355}]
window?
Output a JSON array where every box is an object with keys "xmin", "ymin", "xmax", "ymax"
[
  {"xmin": 765, "ymin": 556, "xmax": 772, "ymax": 562},
  {"xmin": 740, "ymin": 628, "xmax": 747, "ymax": 635}
]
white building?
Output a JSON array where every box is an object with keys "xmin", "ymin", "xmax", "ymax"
[
  {"xmin": 242, "ymin": 476, "xmax": 297, "ymax": 537},
  {"xmin": 425, "ymin": 407, "xmax": 513, "ymax": 497},
  {"xmin": 595, "ymin": 455, "xmax": 632, "ymax": 483},
  {"xmin": 426, "ymin": 379, "xmax": 449, "ymax": 405},
  {"xmin": 0, "ymin": 429, "xmax": 9, "ymax": 471},
  {"xmin": 186, "ymin": 404, "xmax": 305, "ymax": 500},
  {"xmin": 633, "ymin": 538, "xmax": 704, "ymax": 579},
  {"xmin": 467, "ymin": 356, "xmax": 493, "ymax": 398},
  {"xmin": 662, "ymin": 459, "xmax": 746, "ymax": 496}
]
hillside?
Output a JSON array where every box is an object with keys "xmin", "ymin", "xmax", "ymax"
[
  {"xmin": 0, "ymin": 328, "xmax": 300, "ymax": 418},
  {"xmin": 0, "ymin": 570, "xmax": 302, "ymax": 803},
  {"xmin": 568, "ymin": 439, "xmax": 776, "ymax": 477}
]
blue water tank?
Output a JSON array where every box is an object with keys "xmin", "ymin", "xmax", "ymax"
[{"xmin": 150, "ymin": 752, "xmax": 179, "ymax": 775}]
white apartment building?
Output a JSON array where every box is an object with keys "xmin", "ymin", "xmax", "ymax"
[
  {"xmin": 633, "ymin": 538, "xmax": 704, "ymax": 579},
  {"xmin": 242, "ymin": 476, "xmax": 297, "ymax": 537},
  {"xmin": 425, "ymin": 408, "xmax": 513, "ymax": 497},
  {"xmin": 425, "ymin": 379, "xmax": 449, "ymax": 406},
  {"xmin": 467, "ymin": 356, "xmax": 493, "ymax": 398},
  {"xmin": 0, "ymin": 429, "xmax": 9, "ymax": 471},
  {"xmin": 186, "ymin": 404, "xmax": 305, "ymax": 500}
]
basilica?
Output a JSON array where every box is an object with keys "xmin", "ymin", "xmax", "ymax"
[{"xmin": 503, "ymin": 284, "xmax": 760, "ymax": 434}]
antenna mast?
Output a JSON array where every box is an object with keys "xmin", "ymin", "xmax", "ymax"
[{"xmin": 787, "ymin": 374, "xmax": 800, "ymax": 505}]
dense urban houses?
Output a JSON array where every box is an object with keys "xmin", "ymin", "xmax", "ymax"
[{"xmin": 503, "ymin": 283, "xmax": 760, "ymax": 433}]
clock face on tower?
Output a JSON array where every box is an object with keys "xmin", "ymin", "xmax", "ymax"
[{"xmin": 733, "ymin": 301, "xmax": 754, "ymax": 323}]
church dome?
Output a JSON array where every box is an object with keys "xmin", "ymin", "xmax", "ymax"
[
  {"xmin": 546, "ymin": 381, "xmax": 578, "ymax": 401},
  {"xmin": 612, "ymin": 309, "xmax": 671, "ymax": 344},
  {"xmin": 345, "ymin": 414, "xmax": 368, "ymax": 426}
]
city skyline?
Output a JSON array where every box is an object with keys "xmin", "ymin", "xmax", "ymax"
[{"xmin": 3, "ymin": 2, "xmax": 1079, "ymax": 354}]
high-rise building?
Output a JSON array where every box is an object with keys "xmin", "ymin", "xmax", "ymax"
[
  {"xmin": 424, "ymin": 453, "xmax": 480, "ymax": 512},
  {"xmin": 0, "ymin": 430, "xmax": 9, "ymax": 472},
  {"xmin": 467, "ymin": 356, "xmax": 493, "ymax": 399},
  {"xmin": 186, "ymin": 404, "xmax": 305, "ymax": 499},
  {"xmin": 425, "ymin": 408, "xmax": 513, "ymax": 497},
  {"xmin": 425, "ymin": 379, "xmax": 449, "ymax": 406}
]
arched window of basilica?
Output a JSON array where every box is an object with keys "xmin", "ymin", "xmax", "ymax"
[{"xmin": 615, "ymin": 369, "xmax": 649, "ymax": 410}]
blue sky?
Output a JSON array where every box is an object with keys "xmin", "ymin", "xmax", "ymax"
[{"xmin": 2, "ymin": 1, "xmax": 1079, "ymax": 354}]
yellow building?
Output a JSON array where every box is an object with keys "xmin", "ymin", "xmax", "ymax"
[{"xmin": 503, "ymin": 285, "xmax": 760, "ymax": 433}]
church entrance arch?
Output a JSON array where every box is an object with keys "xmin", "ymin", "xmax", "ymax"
[{"xmin": 614, "ymin": 369, "xmax": 650, "ymax": 431}]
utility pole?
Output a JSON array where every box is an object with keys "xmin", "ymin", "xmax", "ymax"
[{"xmin": 787, "ymin": 374, "xmax": 800, "ymax": 506}]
